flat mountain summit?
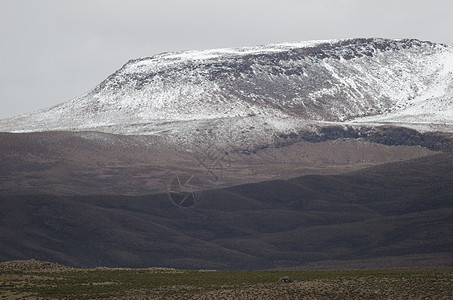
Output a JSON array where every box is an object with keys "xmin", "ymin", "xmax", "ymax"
[{"xmin": 1, "ymin": 38, "xmax": 452, "ymax": 146}]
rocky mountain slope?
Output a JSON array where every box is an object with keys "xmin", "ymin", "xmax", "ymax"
[
  {"xmin": 1, "ymin": 38, "xmax": 452, "ymax": 150},
  {"xmin": 1, "ymin": 39, "xmax": 453, "ymax": 270}
]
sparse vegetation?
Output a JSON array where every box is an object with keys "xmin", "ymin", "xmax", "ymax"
[{"xmin": 1, "ymin": 265, "xmax": 452, "ymax": 299}]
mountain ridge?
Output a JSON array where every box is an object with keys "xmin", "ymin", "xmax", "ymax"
[
  {"xmin": 1, "ymin": 38, "xmax": 452, "ymax": 149},
  {"xmin": 1, "ymin": 38, "xmax": 453, "ymax": 271},
  {"xmin": 1, "ymin": 153, "xmax": 452, "ymax": 269}
]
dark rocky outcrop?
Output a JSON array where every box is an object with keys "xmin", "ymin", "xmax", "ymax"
[{"xmin": 275, "ymin": 126, "xmax": 453, "ymax": 152}]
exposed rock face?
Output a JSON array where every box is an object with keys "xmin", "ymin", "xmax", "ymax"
[{"xmin": 274, "ymin": 126, "xmax": 453, "ymax": 152}]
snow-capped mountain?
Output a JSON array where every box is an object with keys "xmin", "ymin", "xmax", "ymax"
[{"xmin": 1, "ymin": 38, "xmax": 452, "ymax": 147}]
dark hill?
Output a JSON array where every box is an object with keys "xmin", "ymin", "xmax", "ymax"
[{"xmin": 0, "ymin": 153, "xmax": 452, "ymax": 269}]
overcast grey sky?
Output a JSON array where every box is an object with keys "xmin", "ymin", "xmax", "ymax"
[{"xmin": 0, "ymin": 0, "xmax": 452, "ymax": 119}]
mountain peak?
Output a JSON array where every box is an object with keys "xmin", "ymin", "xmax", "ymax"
[
  {"xmin": 127, "ymin": 38, "xmax": 439, "ymax": 66},
  {"xmin": 1, "ymin": 38, "xmax": 452, "ymax": 146}
]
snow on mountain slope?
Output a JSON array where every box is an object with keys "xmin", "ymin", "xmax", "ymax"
[{"xmin": 1, "ymin": 38, "xmax": 452, "ymax": 145}]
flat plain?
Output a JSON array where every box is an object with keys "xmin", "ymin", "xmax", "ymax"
[{"xmin": 0, "ymin": 261, "xmax": 452, "ymax": 299}]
